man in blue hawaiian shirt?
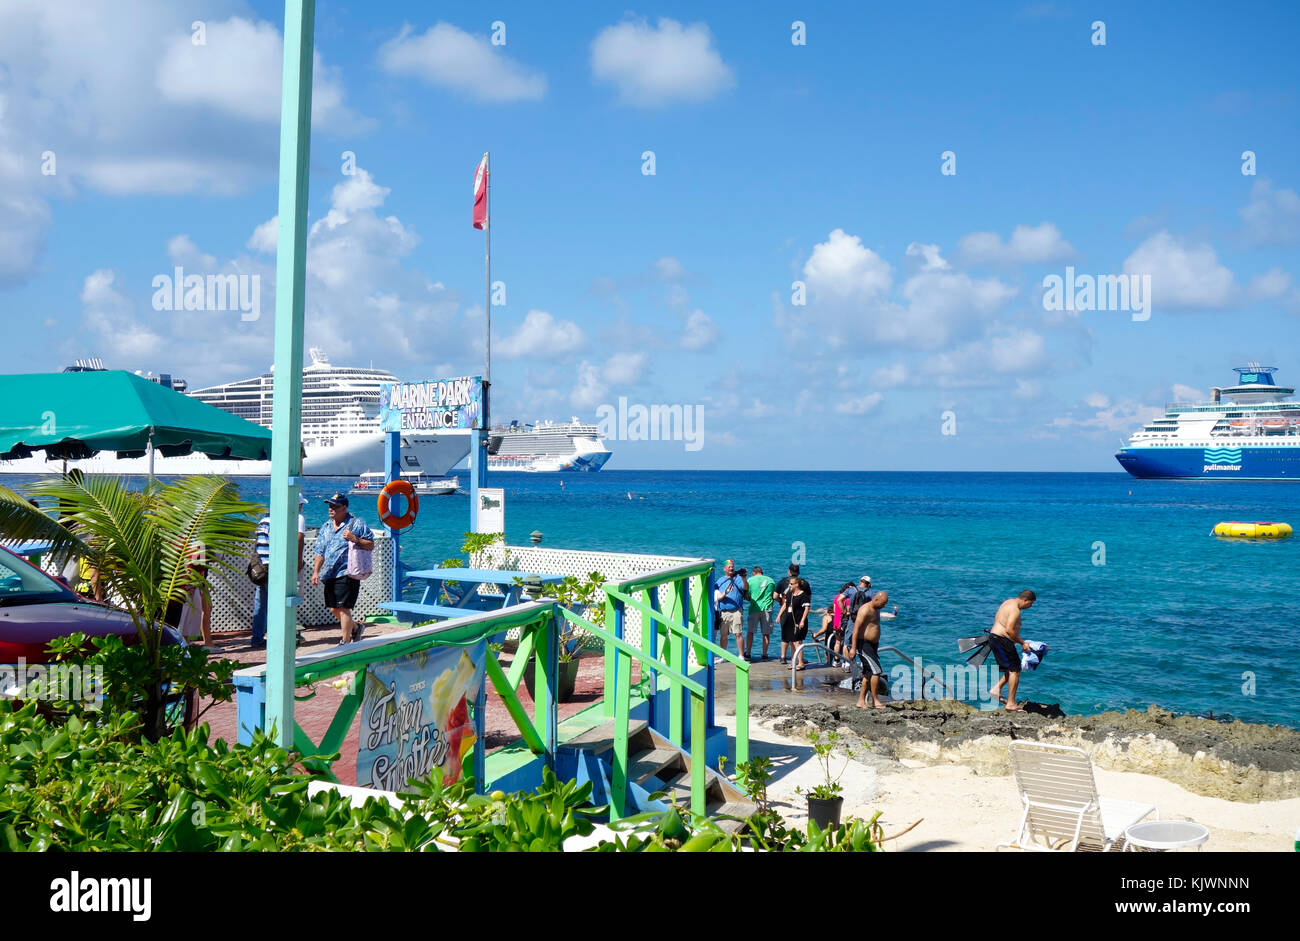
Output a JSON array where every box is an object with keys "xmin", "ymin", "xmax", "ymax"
[{"xmin": 311, "ymin": 493, "xmax": 375, "ymax": 645}]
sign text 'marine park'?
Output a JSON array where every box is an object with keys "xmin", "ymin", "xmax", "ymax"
[{"xmin": 379, "ymin": 377, "xmax": 484, "ymax": 431}]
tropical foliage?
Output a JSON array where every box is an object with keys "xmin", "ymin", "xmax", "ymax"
[{"xmin": 0, "ymin": 474, "xmax": 259, "ymax": 739}]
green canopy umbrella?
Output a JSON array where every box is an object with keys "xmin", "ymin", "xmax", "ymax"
[{"xmin": 0, "ymin": 370, "xmax": 274, "ymax": 465}]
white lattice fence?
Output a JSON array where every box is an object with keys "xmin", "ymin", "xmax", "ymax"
[
  {"xmin": 209, "ymin": 530, "xmax": 395, "ymax": 633},
  {"xmin": 473, "ymin": 544, "xmax": 711, "ymax": 655}
]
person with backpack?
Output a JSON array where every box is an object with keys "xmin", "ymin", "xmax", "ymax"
[
  {"xmin": 311, "ymin": 493, "xmax": 375, "ymax": 646},
  {"xmin": 249, "ymin": 494, "xmax": 307, "ymax": 650},
  {"xmin": 812, "ymin": 582, "xmax": 855, "ymax": 665}
]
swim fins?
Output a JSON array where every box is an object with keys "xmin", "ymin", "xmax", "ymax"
[{"xmin": 956, "ymin": 634, "xmax": 988, "ymax": 653}]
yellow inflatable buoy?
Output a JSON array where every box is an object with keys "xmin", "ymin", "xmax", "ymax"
[{"xmin": 1212, "ymin": 521, "xmax": 1293, "ymax": 539}]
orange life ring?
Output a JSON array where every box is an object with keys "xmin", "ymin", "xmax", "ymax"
[{"xmin": 377, "ymin": 479, "xmax": 419, "ymax": 530}]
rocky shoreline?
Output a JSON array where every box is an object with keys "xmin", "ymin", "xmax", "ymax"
[{"xmin": 753, "ymin": 699, "xmax": 1300, "ymax": 802}]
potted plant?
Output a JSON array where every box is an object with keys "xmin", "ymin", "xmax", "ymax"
[
  {"xmin": 520, "ymin": 572, "xmax": 604, "ymax": 703},
  {"xmin": 796, "ymin": 729, "xmax": 853, "ymax": 829}
]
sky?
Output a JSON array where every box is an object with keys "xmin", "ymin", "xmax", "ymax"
[{"xmin": 1, "ymin": 0, "xmax": 1298, "ymax": 471}]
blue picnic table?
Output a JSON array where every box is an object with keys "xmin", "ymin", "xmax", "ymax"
[{"xmin": 380, "ymin": 567, "xmax": 567, "ymax": 624}]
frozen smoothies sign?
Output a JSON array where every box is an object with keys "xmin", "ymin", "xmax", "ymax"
[
  {"xmin": 380, "ymin": 376, "xmax": 484, "ymax": 431},
  {"xmin": 358, "ymin": 645, "xmax": 485, "ymax": 791}
]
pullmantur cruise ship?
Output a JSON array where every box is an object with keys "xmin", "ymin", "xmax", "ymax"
[
  {"xmin": 1115, "ymin": 365, "xmax": 1300, "ymax": 480},
  {"xmin": 0, "ymin": 349, "xmax": 471, "ymax": 478},
  {"xmin": 487, "ymin": 418, "xmax": 612, "ymax": 472}
]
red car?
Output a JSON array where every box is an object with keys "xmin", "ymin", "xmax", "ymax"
[
  {"xmin": 0, "ymin": 545, "xmax": 193, "ymax": 661},
  {"xmin": 0, "ymin": 546, "xmax": 196, "ymax": 721}
]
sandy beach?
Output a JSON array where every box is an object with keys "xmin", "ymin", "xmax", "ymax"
[{"xmin": 712, "ymin": 710, "xmax": 1300, "ymax": 851}]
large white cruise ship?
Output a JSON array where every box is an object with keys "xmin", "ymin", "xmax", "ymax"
[
  {"xmin": 1115, "ymin": 364, "xmax": 1300, "ymax": 479},
  {"xmin": 487, "ymin": 418, "xmax": 612, "ymax": 472},
  {"xmin": 0, "ymin": 350, "xmax": 471, "ymax": 478}
]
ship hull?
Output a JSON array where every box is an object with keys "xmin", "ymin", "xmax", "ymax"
[
  {"xmin": 0, "ymin": 432, "xmax": 471, "ymax": 478},
  {"xmin": 1116, "ymin": 445, "xmax": 1300, "ymax": 480}
]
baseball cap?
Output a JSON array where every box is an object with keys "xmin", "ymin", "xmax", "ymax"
[
  {"xmin": 860, "ymin": 574, "xmax": 871, "ymax": 584},
  {"xmin": 324, "ymin": 492, "xmax": 349, "ymax": 507}
]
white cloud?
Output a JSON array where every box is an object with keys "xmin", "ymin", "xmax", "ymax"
[
  {"xmin": 569, "ymin": 352, "xmax": 649, "ymax": 408},
  {"xmin": 1122, "ymin": 232, "xmax": 1236, "ymax": 309},
  {"xmin": 1249, "ymin": 267, "xmax": 1292, "ymax": 300},
  {"xmin": 1050, "ymin": 398, "xmax": 1162, "ymax": 434},
  {"xmin": 156, "ymin": 16, "xmax": 350, "ymax": 126},
  {"xmin": 681, "ymin": 309, "xmax": 720, "ymax": 351},
  {"xmin": 590, "ymin": 17, "xmax": 734, "ymax": 107},
  {"xmin": 958, "ymin": 222, "xmax": 1075, "ymax": 264},
  {"xmin": 378, "ymin": 23, "xmax": 546, "ymax": 102},
  {"xmin": 803, "ymin": 229, "xmax": 893, "ymax": 302},
  {"xmin": 495, "ymin": 310, "xmax": 587, "ymax": 359},
  {"xmin": 1172, "ymin": 383, "xmax": 1202, "ymax": 402},
  {"xmin": 871, "ymin": 363, "xmax": 907, "ymax": 387},
  {"xmin": 1240, "ymin": 179, "xmax": 1300, "ymax": 245},
  {"xmin": 166, "ymin": 234, "xmax": 216, "ymax": 269},
  {"xmin": 604, "ymin": 352, "xmax": 648, "ymax": 385},
  {"xmin": 0, "ymin": 189, "xmax": 51, "ymax": 287},
  {"xmin": 247, "ymin": 217, "xmax": 279, "ymax": 254},
  {"xmin": 654, "ymin": 256, "xmax": 687, "ymax": 280},
  {"xmin": 922, "ymin": 328, "xmax": 1047, "ymax": 387},
  {"xmin": 834, "ymin": 393, "xmax": 883, "ymax": 415},
  {"xmin": 73, "ymin": 166, "xmax": 470, "ymax": 386},
  {"xmin": 796, "ymin": 230, "xmax": 1016, "ymax": 349},
  {"xmin": 1084, "ymin": 392, "xmax": 1110, "ymax": 408},
  {"xmin": 905, "ymin": 242, "xmax": 950, "ymax": 271},
  {"xmin": 80, "ymin": 269, "xmax": 163, "ymax": 361}
]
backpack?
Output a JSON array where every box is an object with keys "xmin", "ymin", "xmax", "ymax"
[{"xmin": 845, "ymin": 587, "xmax": 873, "ymax": 625}]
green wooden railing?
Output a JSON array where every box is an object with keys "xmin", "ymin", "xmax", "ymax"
[
  {"xmin": 556, "ymin": 605, "xmax": 708, "ymax": 818},
  {"xmin": 235, "ymin": 602, "xmax": 558, "ymax": 787}
]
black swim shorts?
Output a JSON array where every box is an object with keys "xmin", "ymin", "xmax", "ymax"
[
  {"xmin": 988, "ymin": 633, "xmax": 1021, "ymax": 674},
  {"xmin": 323, "ymin": 575, "xmax": 360, "ymax": 610},
  {"xmin": 857, "ymin": 640, "xmax": 884, "ymax": 677}
]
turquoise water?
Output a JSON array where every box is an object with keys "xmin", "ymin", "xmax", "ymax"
[
  {"xmin": 291, "ymin": 470, "xmax": 1299, "ymax": 728},
  {"xmin": 16, "ymin": 471, "xmax": 1300, "ymax": 726}
]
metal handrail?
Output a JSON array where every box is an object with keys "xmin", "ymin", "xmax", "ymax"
[{"xmin": 789, "ymin": 641, "xmax": 956, "ymax": 699}]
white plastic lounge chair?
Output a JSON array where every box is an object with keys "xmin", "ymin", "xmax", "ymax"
[{"xmin": 996, "ymin": 741, "xmax": 1157, "ymax": 852}]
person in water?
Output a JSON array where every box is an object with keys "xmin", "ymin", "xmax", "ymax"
[
  {"xmin": 847, "ymin": 592, "xmax": 890, "ymax": 709},
  {"xmin": 988, "ymin": 589, "xmax": 1036, "ymax": 711}
]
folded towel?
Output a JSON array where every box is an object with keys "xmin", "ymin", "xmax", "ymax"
[{"xmin": 1020, "ymin": 640, "xmax": 1049, "ymax": 671}]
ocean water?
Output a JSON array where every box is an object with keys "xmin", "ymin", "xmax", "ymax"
[{"xmin": 13, "ymin": 470, "xmax": 1300, "ymax": 727}]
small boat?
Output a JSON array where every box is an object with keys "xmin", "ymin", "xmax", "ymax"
[{"xmin": 349, "ymin": 471, "xmax": 460, "ymax": 496}]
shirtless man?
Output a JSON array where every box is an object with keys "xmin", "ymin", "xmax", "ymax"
[
  {"xmin": 988, "ymin": 590, "xmax": 1036, "ymax": 711},
  {"xmin": 847, "ymin": 592, "xmax": 890, "ymax": 709}
]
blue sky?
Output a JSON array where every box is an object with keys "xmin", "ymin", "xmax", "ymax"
[{"xmin": 2, "ymin": 0, "xmax": 1298, "ymax": 470}]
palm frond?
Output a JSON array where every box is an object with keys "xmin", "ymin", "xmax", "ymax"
[
  {"xmin": 151, "ymin": 476, "xmax": 260, "ymax": 601},
  {"xmin": 0, "ymin": 483, "xmax": 89, "ymax": 568}
]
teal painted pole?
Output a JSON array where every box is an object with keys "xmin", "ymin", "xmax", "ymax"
[{"xmin": 266, "ymin": 0, "xmax": 315, "ymax": 749}]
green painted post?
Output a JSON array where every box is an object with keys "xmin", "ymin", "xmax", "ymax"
[
  {"xmin": 535, "ymin": 611, "xmax": 557, "ymax": 765},
  {"xmin": 690, "ymin": 695, "xmax": 707, "ymax": 818},
  {"xmin": 611, "ymin": 646, "xmax": 631, "ymax": 820},
  {"xmin": 266, "ymin": 0, "xmax": 315, "ymax": 748},
  {"xmin": 735, "ymin": 665, "xmax": 749, "ymax": 767},
  {"xmin": 669, "ymin": 579, "xmax": 685, "ymax": 744},
  {"xmin": 602, "ymin": 596, "xmax": 616, "ymax": 718}
]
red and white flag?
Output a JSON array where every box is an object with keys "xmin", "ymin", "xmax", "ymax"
[{"xmin": 472, "ymin": 153, "xmax": 488, "ymax": 230}]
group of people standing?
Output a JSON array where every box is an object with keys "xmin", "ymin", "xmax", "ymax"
[{"xmin": 714, "ymin": 562, "xmax": 897, "ymax": 709}]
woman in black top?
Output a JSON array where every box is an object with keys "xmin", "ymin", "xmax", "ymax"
[{"xmin": 788, "ymin": 578, "xmax": 811, "ymax": 670}]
